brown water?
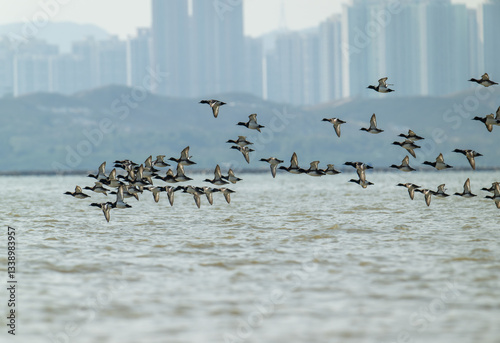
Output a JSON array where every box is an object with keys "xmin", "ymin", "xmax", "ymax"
[{"xmin": 0, "ymin": 172, "xmax": 499, "ymax": 343}]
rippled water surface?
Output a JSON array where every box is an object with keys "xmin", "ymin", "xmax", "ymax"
[{"xmin": 1, "ymin": 172, "xmax": 499, "ymax": 343}]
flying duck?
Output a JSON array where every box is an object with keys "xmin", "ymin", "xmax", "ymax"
[
  {"xmin": 112, "ymin": 185, "xmax": 132, "ymax": 208},
  {"xmin": 304, "ymin": 161, "xmax": 325, "ymax": 177},
  {"xmin": 344, "ymin": 162, "xmax": 373, "ymax": 183},
  {"xmin": 279, "ymin": 152, "xmax": 305, "ymax": 174},
  {"xmin": 367, "ymin": 77, "xmax": 394, "ymax": 93},
  {"xmin": 260, "ymin": 157, "xmax": 284, "ymax": 178},
  {"xmin": 390, "ymin": 155, "xmax": 415, "ymax": 172},
  {"xmin": 468, "ymin": 73, "xmax": 498, "ymax": 87},
  {"xmin": 349, "ymin": 178, "xmax": 374, "ymax": 188},
  {"xmin": 452, "ymin": 149, "xmax": 483, "ymax": 170},
  {"xmin": 174, "ymin": 163, "xmax": 193, "ymax": 182},
  {"xmin": 397, "ymin": 183, "xmax": 421, "ymax": 200},
  {"xmin": 434, "ymin": 184, "xmax": 450, "ymax": 198},
  {"xmin": 84, "ymin": 182, "xmax": 110, "ymax": 195},
  {"xmin": 415, "ymin": 188, "xmax": 434, "ymax": 207},
  {"xmin": 200, "ymin": 186, "xmax": 220, "ymax": 205},
  {"xmin": 481, "ymin": 182, "xmax": 500, "ymax": 193},
  {"xmin": 88, "ymin": 162, "xmax": 107, "ymax": 179},
  {"xmin": 204, "ymin": 165, "xmax": 229, "ymax": 185},
  {"xmin": 153, "ymin": 155, "xmax": 170, "ymax": 168},
  {"xmin": 472, "ymin": 110, "xmax": 500, "ymax": 132},
  {"xmin": 231, "ymin": 145, "xmax": 254, "ymax": 164},
  {"xmin": 200, "ymin": 99, "xmax": 226, "ymax": 118},
  {"xmin": 392, "ymin": 140, "xmax": 420, "ymax": 158},
  {"xmin": 237, "ymin": 114, "xmax": 265, "ymax": 132},
  {"xmin": 169, "ymin": 146, "xmax": 196, "ymax": 165},
  {"xmin": 64, "ymin": 185, "xmax": 90, "ymax": 199},
  {"xmin": 90, "ymin": 202, "xmax": 112, "ymax": 222},
  {"xmin": 398, "ymin": 130, "xmax": 424, "ymax": 141},
  {"xmin": 322, "ymin": 164, "xmax": 341, "ymax": 175},
  {"xmin": 182, "ymin": 186, "xmax": 202, "ymax": 208},
  {"xmin": 154, "ymin": 169, "xmax": 178, "ymax": 183},
  {"xmin": 226, "ymin": 136, "xmax": 253, "ymax": 147},
  {"xmin": 222, "ymin": 169, "xmax": 242, "ymax": 184},
  {"xmin": 322, "ymin": 117, "xmax": 346, "ymax": 137},
  {"xmin": 360, "ymin": 114, "xmax": 384, "ymax": 134},
  {"xmin": 485, "ymin": 183, "xmax": 500, "ymax": 208},
  {"xmin": 423, "ymin": 153, "xmax": 453, "ymax": 170},
  {"xmin": 219, "ymin": 187, "xmax": 235, "ymax": 204},
  {"xmin": 454, "ymin": 178, "xmax": 477, "ymax": 197}
]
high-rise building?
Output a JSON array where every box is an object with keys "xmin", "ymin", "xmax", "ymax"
[
  {"xmin": 98, "ymin": 36, "xmax": 127, "ymax": 87},
  {"xmin": 0, "ymin": 38, "xmax": 15, "ymax": 97},
  {"xmin": 71, "ymin": 37, "xmax": 100, "ymax": 90},
  {"xmin": 479, "ymin": 0, "xmax": 500, "ymax": 80},
  {"xmin": 151, "ymin": 0, "xmax": 189, "ymax": 96},
  {"xmin": 318, "ymin": 14, "xmax": 343, "ymax": 102},
  {"xmin": 50, "ymin": 54, "xmax": 87, "ymax": 94},
  {"xmin": 127, "ymin": 28, "xmax": 152, "ymax": 90}
]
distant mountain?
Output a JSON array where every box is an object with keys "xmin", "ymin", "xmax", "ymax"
[
  {"xmin": 1, "ymin": 86, "xmax": 499, "ymax": 172},
  {"xmin": 0, "ymin": 22, "xmax": 109, "ymax": 52}
]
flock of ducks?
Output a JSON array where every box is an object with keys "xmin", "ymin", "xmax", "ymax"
[{"xmin": 66, "ymin": 73, "xmax": 500, "ymax": 220}]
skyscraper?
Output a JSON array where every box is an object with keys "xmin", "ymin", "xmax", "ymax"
[
  {"xmin": 151, "ymin": 0, "xmax": 189, "ymax": 96},
  {"xmin": 479, "ymin": 0, "xmax": 500, "ymax": 80},
  {"xmin": 127, "ymin": 28, "xmax": 152, "ymax": 89},
  {"xmin": 318, "ymin": 14, "xmax": 343, "ymax": 102}
]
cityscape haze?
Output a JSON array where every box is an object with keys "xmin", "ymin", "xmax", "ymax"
[{"xmin": 0, "ymin": 0, "xmax": 499, "ymax": 105}]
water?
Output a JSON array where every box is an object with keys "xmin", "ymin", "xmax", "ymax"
[{"xmin": 1, "ymin": 171, "xmax": 499, "ymax": 343}]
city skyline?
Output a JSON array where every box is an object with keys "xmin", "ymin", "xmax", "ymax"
[{"xmin": 0, "ymin": 0, "xmax": 487, "ymax": 39}]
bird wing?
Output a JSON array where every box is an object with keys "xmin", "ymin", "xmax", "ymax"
[
  {"xmin": 370, "ymin": 114, "xmax": 377, "ymax": 129},
  {"xmin": 248, "ymin": 113, "xmax": 258, "ymax": 123},
  {"xmin": 402, "ymin": 156, "xmax": 410, "ymax": 167},
  {"xmin": 378, "ymin": 77, "xmax": 388, "ymax": 86},
  {"xmin": 407, "ymin": 148, "xmax": 416, "ymax": 158},
  {"xmin": 466, "ymin": 153, "xmax": 476, "ymax": 170},
  {"xmin": 334, "ymin": 122, "xmax": 342, "ymax": 137},
  {"xmin": 194, "ymin": 193, "xmax": 201, "ymax": 208},
  {"xmin": 408, "ymin": 188, "xmax": 415, "ymax": 200},
  {"xmin": 290, "ymin": 152, "xmax": 299, "ymax": 168},
  {"xmin": 166, "ymin": 188, "xmax": 175, "ymax": 206},
  {"xmin": 437, "ymin": 184, "xmax": 446, "ymax": 193},
  {"xmin": 98, "ymin": 162, "xmax": 106, "ymax": 175},
  {"xmin": 214, "ymin": 165, "xmax": 222, "ymax": 179},
  {"xmin": 222, "ymin": 190, "xmax": 231, "ymax": 204},
  {"xmin": 103, "ymin": 204, "xmax": 111, "ymax": 222},
  {"xmin": 145, "ymin": 155, "xmax": 153, "ymax": 168},
  {"xmin": 117, "ymin": 185, "xmax": 125, "ymax": 202},
  {"xmin": 310, "ymin": 161, "xmax": 320, "ymax": 170},
  {"xmin": 180, "ymin": 146, "xmax": 190, "ymax": 159},
  {"xmin": 436, "ymin": 153, "xmax": 444, "ymax": 163},
  {"xmin": 357, "ymin": 168, "xmax": 366, "ymax": 183},
  {"xmin": 176, "ymin": 163, "xmax": 186, "ymax": 176},
  {"xmin": 496, "ymin": 106, "xmax": 500, "ymax": 120},
  {"xmin": 271, "ymin": 164, "xmax": 277, "ymax": 178},
  {"xmin": 227, "ymin": 169, "xmax": 235, "ymax": 177},
  {"xmin": 109, "ymin": 168, "xmax": 117, "ymax": 180},
  {"xmin": 464, "ymin": 178, "xmax": 472, "ymax": 193},
  {"xmin": 242, "ymin": 148, "xmax": 250, "ymax": 164},
  {"xmin": 424, "ymin": 192, "xmax": 431, "ymax": 207},
  {"xmin": 494, "ymin": 183, "xmax": 500, "ymax": 197},
  {"xmin": 75, "ymin": 185, "xmax": 83, "ymax": 193},
  {"xmin": 482, "ymin": 73, "xmax": 490, "ymax": 80}
]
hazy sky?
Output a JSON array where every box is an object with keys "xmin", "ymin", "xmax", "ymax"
[{"xmin": 0, "ymin": 0, "xmax": 486, "ymax": 38}]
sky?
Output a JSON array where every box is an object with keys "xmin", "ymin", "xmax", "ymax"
[{"xmin": 0, "ymin": 0, "xmax": 487, "ymax": 39}]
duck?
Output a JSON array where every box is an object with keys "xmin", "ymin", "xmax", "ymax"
[
  {"xmin": 204, "ymin": 165, "xmax": 229, "ymax": 185},
  {"xmin": 472, "ymin": 112, "xmax": 500, "ymax": 132},
  {"xmin": 200, "ymin": 99, "xmax": 226, "ymax": 118},
  {"xmin": 360, "ymin": 114, "xmax": 384, "ymax": 134},
  {"xmin": 397, "ymin": 183, "xmax": 421, "ymax": 200},
  {"xmin": 349, "ymin": 178, "xmax": 374, "ymax": 188},
  {"xmin": 222, "ymin": 169, "xmax": 242, "ymax": 184},
  {"xmin": 304, "ymin": 161, "xmax": 325, "ymax": 177},
  {"xmin": 392, "ymin": 140, "xmax": 420, "ymax": 158},
  {"xmin": 84, "ymin": 182, "xmax": 110, "ymax": 195},
  {"xmin": 114, "ymin": 159, "xmax": 137, "ymax": 171},
  {"xmin": 344, "ymin": 162, "xmax": 373, "ymax": 183},
  {"xmin": 434, "ymin": 184, "xmax": 450, "ymax": 198},
  {"xmin": 226, "ymin": 136, "xmax": 253, "ymax": 147},
  {"xmin": 415, "ymin": 188, "xmax": 434, "ymax": 207},
  {"xmin": 452, "ymin": 149, "xmax": 483, "ymax": 170},
  {"xmin": 174, "ymin": 163, "xmax": 193, "ymax": 182},
  {"xmin": 367, "ymin": 77, "xmax": 394, "ymax": 93},
  {"xmin": 279, "ymin": 152, "xmax": 305, "ymax": 174},
  {"xmin": 485, "ymin": 183, "xmax": 500, "ymax": 209},
  {"xmin": 423, "ymin": 153, "xmax": 453, "ymax": 170},
  {"xmin": 147, "ymin": 186, "xmax": 165, "ymax": 203},
  {"xmin": 112, "ymin": 185, "xmax": 132, "ymax": 208},
  {"xmin": 154, "ymin": 169, "xmax": 178, "ymax": 183},
  {"xmin": 468, "ymin": 73, "xmax": 498, "ymax": 87},
  {"xmin": 398, "ymin": 129, "xmax": 424, "ymax": 141},
  {"xmin": 200, "ymin": 186, "xmax": 220, "ymax": 205},
  {"xmin": 481, "ymin": 182, "xmax": 500, "ymax": 193},
  {"xmin": 90, "ymin": 202, "xmax": 112, "ymax": 222},
  {"xmin": 110, "ymin": 186, "xmax": 140, "ymax": 201},
  {"xmin": 64, "ymin": 185, "xmax": 90, "ymax": 199},
  {"xmin": 322, "ymin": 117, "xmax": 346, "ymax": 137},
  {"xmin": 231, "ymin": 145, "xmax": 254, "ymax": 164},
  {"xmin": 322, "ymin": 164, "xmax": 341, "ymax": 175},
  {"xmin": 260, "ymin": 157, "xmax": 284, "ymax": 178},
  {"xmin": 237, "ymin": 114, "xmax": 265, "ymax": 132},
  {"xmin": 169, "ymin": 146, "xmax": 196, "ymax": 165},
  {"xmin": 454, "ymin": 178, "xmax": 477, "ymax": 197},
  {"xmin": 153, "ymin": 155, "xmax": 170, "ymax": 168},
  {"xmin": 182, "ymin": 186, "xmax": 202, "ymax": 208},
  {"xmin": 219, "ymin": 187, "xmax": 235, "ymax": 204},
  {"xmin": 100, "ymin": 168, "xmax": 124, "ymax": 188},
  {"xmin": 390, "ymin": 155, "xmax": 415, "ymax": 172},
  {"xmin": 88, "ymin": 162, "xmax": 107, "ymax": 179}
]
